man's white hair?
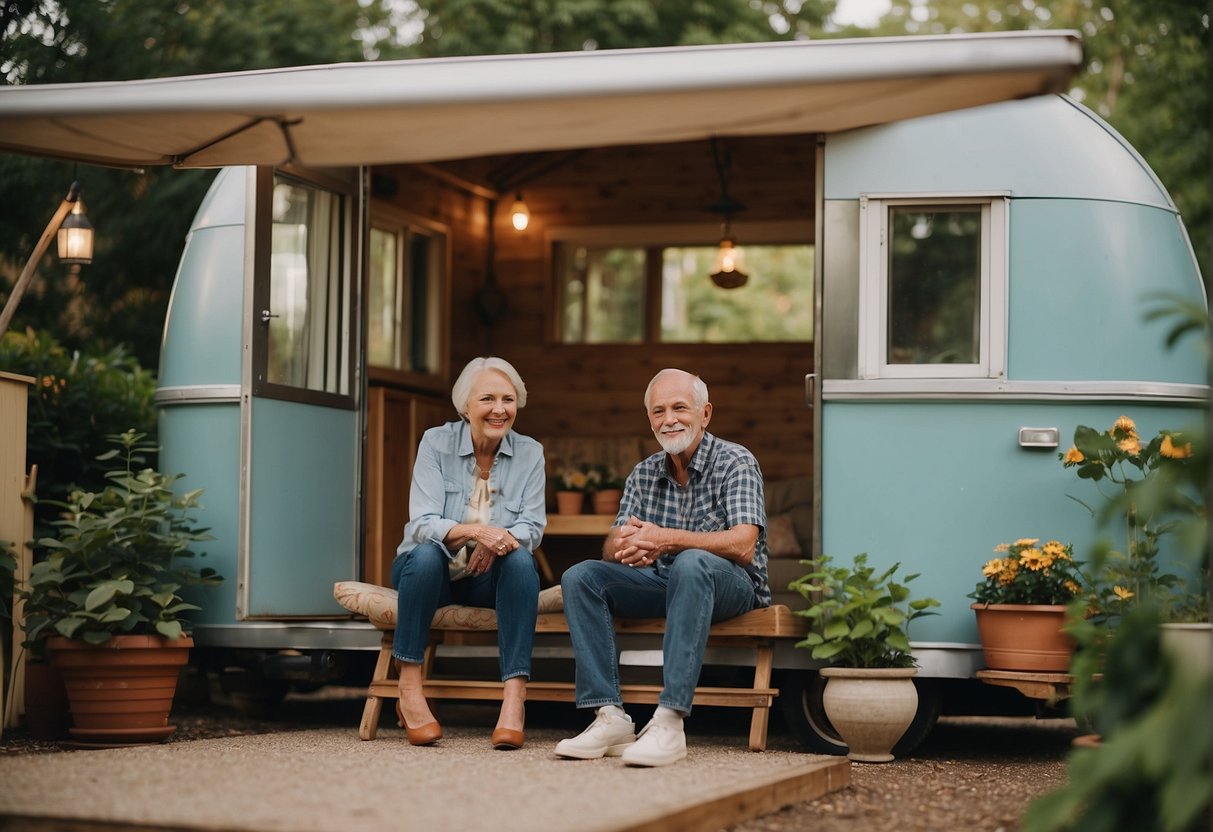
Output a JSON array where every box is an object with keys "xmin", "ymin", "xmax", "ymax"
[{"xmin": 643, "ymin": 368, "xmax": 708, "ymax": 410}]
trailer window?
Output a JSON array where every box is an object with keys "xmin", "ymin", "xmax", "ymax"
[
  {"xmin": 254, "ymin": 173, "xmax": 355, "ymax": 406},
  {"xmin": 553, "ymin": 230, "xmax": 812, "ymax": 344},
  {"xmin": 368, "ymin": 206, "xmax": 448, "ymax": 386},
  {"xmin": 859, "ymin": 196, "xmax": 1006, "ymax": 379}
]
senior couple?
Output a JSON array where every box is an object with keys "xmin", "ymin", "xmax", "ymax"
[{"xmin": 392, "ymin": 356, "xmax": 769, "ymax": 767}]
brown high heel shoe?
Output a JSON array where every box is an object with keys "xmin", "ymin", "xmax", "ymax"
[
  {"xmin": 491, "ymin": 726, "xmax": 524, "ymax": 750},
  {"xmin": 396, "ymin": 700, "xmax": 442, "ymax": 746},
  {"xmin": 491, "ymin": 703, "xmax": 525, "ymax": 750}
]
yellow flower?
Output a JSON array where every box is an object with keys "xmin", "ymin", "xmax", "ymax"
[
  {"xmin": 1042, "ymin": 540, "xmax": 1068, "ymax": 560},
  {"xmin": 1064, "ymin": 580, "xmax": 1081, "ymax": 595},
  {"xmin": 1112, "ymin": 586, "xmax": 1135, "ymax": 600},
  {"xmin": 1019, "ymin": 548, "xmax": 1047, "ymax": 571},
  {"xmin": 997, "ymin": 561, "xmax": 1019, "ymax": 585},
  {"xmin": 993, "ymin": 543, "xmax": 1010, "ymax": 553},
  {"xmin": 1062, "ymin": 446, "xmax": 1084, "ymax": 464},
  {"xmin": 1117, "ymin": 436, "xmax": 1141, "ymax": 455},
  {"xmin": 982, "ymin": 558, "xmax": 1005, "ymax": 578},
  {"xmin": 1160, "ymin": 434, "xmax": 1193, "ymax": 459},
  {"xmin": 1013, "ymin": 538, "xmax": 1040, "ymax": 548},
  {"xmin": 1112, "ymin": 415, "xmax": 1137, "ymax": 435}
]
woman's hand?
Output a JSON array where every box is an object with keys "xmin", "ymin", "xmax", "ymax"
[{"xmin": 462, "ymin": 525, "xmax": 519, "ymax": 576}]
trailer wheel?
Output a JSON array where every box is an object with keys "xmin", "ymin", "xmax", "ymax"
[{"xmin": 778, "ymin": 670, "xmax": 941, "ymax": 757}]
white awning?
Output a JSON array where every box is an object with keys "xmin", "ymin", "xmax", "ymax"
[{"xmin": 0, "ymin": 31, "xmax": 1082, "ymax": 169}]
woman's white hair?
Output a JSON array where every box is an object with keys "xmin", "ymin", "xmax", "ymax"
[
  {"xmin": 451, "ymin": 356, "xmax": 528, "ymax": 419},
  {"xmin": 643, "ymin": 368, "xmax": 709, "ymax": 409}
]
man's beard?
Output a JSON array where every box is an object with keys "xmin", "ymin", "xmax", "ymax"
[{"xmin": 656, "ymin": 426, "xmax": 698, "ymax": 456}]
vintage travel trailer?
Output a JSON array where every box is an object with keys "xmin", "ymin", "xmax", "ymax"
[{"xmin": 1, "ymin": 31, "xmax": 1207, "ymax": 752}]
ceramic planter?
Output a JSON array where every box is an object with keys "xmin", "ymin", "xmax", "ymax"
[
  {"xmin": 819, "ymin": 666, "xmax": 919, "ymax": 763},
  {"xmin": 971, "ymin": 603, "xmax": 1074, "ymax": 672},
  {"xmin": 1159, "ymin": 622, "xmax": 1212, "ymax": 681},
  {"xmin": 555, "ymin": 491, "xmax": 585, "ymax": 515},
  {"xmin": 48, "ymin": 634, "xmax": 193, "ymax": 744}
]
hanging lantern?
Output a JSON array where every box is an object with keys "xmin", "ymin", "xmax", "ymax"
[{"xmin": 57, "ymin": 197, "xmax": 94, "ymax": 266}]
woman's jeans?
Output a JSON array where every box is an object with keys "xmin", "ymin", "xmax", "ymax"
[
  {"xmin": 561, "ymin": 549, "xmax": 756, "ymax": 714},
  {"xmin": 392, "ymin": 542, "xmax": 539, "ymax": 681}
]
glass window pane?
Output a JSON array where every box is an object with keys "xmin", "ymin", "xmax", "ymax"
[
  {"xmin": 405, "ymin": 231, "xmax": 441, "ymax": 375},
  {"xmin": 887, "ymin": 207, "xmax": 980, "ymax": 365},
  {"xmin": 557, "ymin": 244, "xmax": 645, "ymax": 343},
  {"xmin": 268, "ymin": 177, "xmax": 349, "ymax": 394},
  {"xmin": 660, "ymin": 245, "xmax": 813, "ymax": 343},
  {"xmin": 368, "ymin": 227, "xmax": 401, "ymax": 369}
]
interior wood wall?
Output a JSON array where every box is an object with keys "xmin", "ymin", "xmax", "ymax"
[{"xmin": 373, "ymin": 135, "xmax": 816, "ymax": 482}]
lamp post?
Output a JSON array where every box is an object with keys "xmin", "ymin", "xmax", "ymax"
[{"xmin": 0, "ymin": 181, "xmax": 95, "ymax": 338}]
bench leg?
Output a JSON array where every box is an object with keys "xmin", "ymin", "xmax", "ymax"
[
  {"xmin": 360, "ymin": 632, "xmax": 396, "ymax": 741},
  {"xmin": 748, "ymin": 643, "xmax": 774, "ymax": 752}
]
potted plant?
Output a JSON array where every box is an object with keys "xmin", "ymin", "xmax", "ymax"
[
  {"xmin": 790, "ymin": 552, "xmax": 940, "ymax": 762},
  {"xmin": 1061, "ymin": 416, "xmax": 1208, "ymax": 670},
  {"xmin": 590, "ymin": 465, "xmax": 625, "ymax": 516},
  {"xmin": 20, "ymin": 429, "xmax": 221, "ymax": 744},
  {"xmin": 551, "ymin": 466, "xmax": 593, "ymax": 515},
  {"xmin": 969, "ymin": 537, "xmax": 1086, "ymax": 672}
]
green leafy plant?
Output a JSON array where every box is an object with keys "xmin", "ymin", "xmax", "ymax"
[
  {"xmin": 789, "ymin": 553, "xmax": 940, "ymax": 668},
  {"xmin": 20, "ymin": 429, "xmax": 221, "ymax": 646},
  {"xmin": 0, "ymin": 328, "xmax": 157, "ymax": 540},
  {"xmin": 591, "ymin": 464, "xmax": 625, "ymax": 491},
  {"xmin": 1061, "ymin": 415, "xmax": 1206, "ymax": 622},
  {"xmin": 969, "ymin": 537, "xmax": 1087, "ymax": 606}
]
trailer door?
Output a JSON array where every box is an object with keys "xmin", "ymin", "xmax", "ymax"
[{"xmin": 242, "ymin": 167, "xmax": 362, "ymax": 618}]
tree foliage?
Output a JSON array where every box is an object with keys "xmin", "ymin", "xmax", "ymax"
[
  {"xmin": 373, "ymin": 0, "xmax": 834, "ymax": 57},
  {"xmin": 0, "ymin": 0, "xmax": 379, "ymax": 368},
  {"xmin": 855, "ymin": 0, "xmax": 1210, "ymax": 281}
]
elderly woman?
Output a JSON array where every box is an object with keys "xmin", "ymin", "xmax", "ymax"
[{"xmin": 393, "ymin": 356, "xmax": 545, "ymax": 749}]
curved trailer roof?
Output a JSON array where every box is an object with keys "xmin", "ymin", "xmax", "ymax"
[{"xmin": 0, "ymin": 31, "xmax": 1081, "ymax": 169}]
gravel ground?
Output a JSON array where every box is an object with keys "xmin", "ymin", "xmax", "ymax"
[{"xmin": 1, "ymin": 679, "xmax": 1078, "ymax": 831}]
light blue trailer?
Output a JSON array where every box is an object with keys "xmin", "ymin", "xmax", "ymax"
[{"xmin": 0, "ymin": 32, "xmax": 1205, "ymax": 750}]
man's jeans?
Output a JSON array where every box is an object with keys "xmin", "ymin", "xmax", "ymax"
[
  {"xmin": 392, "ymin": 542, "xmax": 538, "ymax": 681},
  {"xmin": 561, "ymin": 549, "xmax": 757, "ymax": 714}
]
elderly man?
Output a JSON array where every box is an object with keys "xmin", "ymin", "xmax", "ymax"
[{"xmin": 555, "ymin": 368, "xmax": 770, "ymax": 767}]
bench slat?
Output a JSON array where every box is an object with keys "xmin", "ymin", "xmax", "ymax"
[{"xmin": 370, "ymin": 679, "xmax": 778, "ymax": 709}]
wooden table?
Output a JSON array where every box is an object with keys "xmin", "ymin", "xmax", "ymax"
[{"xmin": 534, "ymin": 514, "xmax": 614, "ymax": 583}]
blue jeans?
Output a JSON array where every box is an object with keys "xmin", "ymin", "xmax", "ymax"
[
  {"xmin": 391, "ymin": 542, "xmax": 539, "ymax": 681},
  {"xmin": 560, "ymin": 549, "xmax": 756, "ymax": 714}
]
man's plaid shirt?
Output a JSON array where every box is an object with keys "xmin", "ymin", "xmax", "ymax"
[{"xmin": 615, "ymin": 431, "xmax": 770, "ymax": 607}]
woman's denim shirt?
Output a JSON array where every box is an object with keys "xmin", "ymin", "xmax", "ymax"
[{"xmin": 397, "ymin": 420, "xmax": 547, "ymax": 559}]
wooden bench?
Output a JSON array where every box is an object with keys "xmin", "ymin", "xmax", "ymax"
[{"xmin": 333, "ymin": 581, "xmax": 808, "ymax": 751}]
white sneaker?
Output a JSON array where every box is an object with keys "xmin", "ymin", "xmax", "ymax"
[
  {"xmin": 554, "ymin": 708, "xmax": 636, "ymax": 759},
  {"xmin": 621, "ymin": 719, "xmax": 687, "ymax": 767}
]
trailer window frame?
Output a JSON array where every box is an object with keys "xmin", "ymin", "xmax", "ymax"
[
  {"xmin": 251, "ymin": 167, "xmax": 358, "ymax": 409},
  {"xmin": 548, "ymin": 221, "xmax": 815, "ymax": 345},
  {"xmin": 366, "ymin": 200, "xmax": 451, "ymax": 393},
  {"xmin": 857, "ymin": 193, "xmax": 1008, "ymax": 380}
]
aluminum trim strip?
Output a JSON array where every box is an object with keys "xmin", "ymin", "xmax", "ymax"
[
  {"xmin": 823, "ymin": 379, "xmax": 1210, "ymax": 403},
  {"xmin": 154, "ymin": 384, "xmax": 242, "ymax": 405}
]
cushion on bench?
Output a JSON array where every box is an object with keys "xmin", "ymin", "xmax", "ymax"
[{"xmin": 333, "ymin": 580, "xmax": 564, "ymax": 629}]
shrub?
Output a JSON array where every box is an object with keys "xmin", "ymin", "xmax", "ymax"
[{"xmin": 0, "ymin": 328, "xmax": 156, "ymax": 537}]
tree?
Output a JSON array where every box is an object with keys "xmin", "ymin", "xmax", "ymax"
[
  {"xmin": 372, "ymin": 0, "xmax": 833, "ymax": 57},
  {"xmin": 0, "ymin": 0, "xmax": 383, "ymax": 368},
  {"xmin": 850, "ymin": 0, "xmax": 1210, "ymax": 281}
]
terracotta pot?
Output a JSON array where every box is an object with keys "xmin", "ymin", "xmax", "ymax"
[
  {"xmin": 555, "ymin": 491, "xmax": 585, "ymax": 515},
  {"xmin": 591, "ymin": 489, "xmax": 622, "ymax": 517},
  {"xmin": 971, "ymin": 603, "xmax": 1074, "ymax": 672},
  {"xmin": 819, "ymin": 666, "xmax": 919, "ymax": 763},
  {"xmin": 23, "ymin": 660, "xmax": 71, "ymax": 740},
  {"xmin": 48, "ymin": 634, "xmax": 193, "ymax": 744}
]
